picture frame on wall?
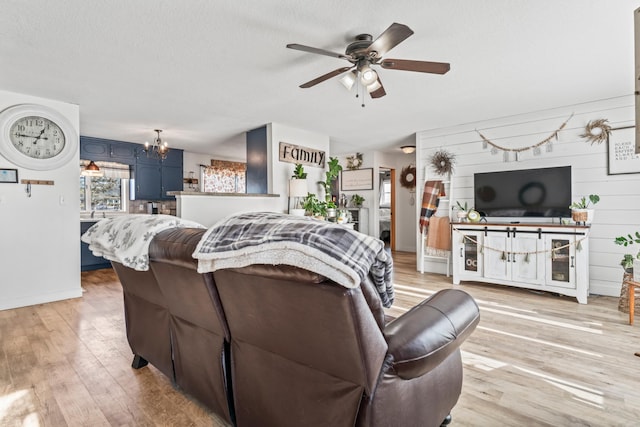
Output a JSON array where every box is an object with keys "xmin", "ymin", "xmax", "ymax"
[
  {"xmin": 0, "ymin": 168, "xmax": 18, "ymax": 183},
  {"xmin": 608, "ymin": 125, "xmax": 640, "ymax": 175},
  {"xmin": 341, "ymin": 168, "xmax": 373, "ymax": 191}
]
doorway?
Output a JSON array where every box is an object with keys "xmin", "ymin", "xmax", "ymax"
[{"xmin": 378, "ymin": 168, "xmax": 396, "ymax": 250}]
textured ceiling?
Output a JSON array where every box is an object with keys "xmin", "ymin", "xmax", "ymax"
[{"xmin": 0, "ymin": 1, "xmax": 637, "ymax": 158}]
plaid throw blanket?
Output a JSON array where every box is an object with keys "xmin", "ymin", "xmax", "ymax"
[
  {"xmin": 81, "ymin": 214, "xmax": 205, "ymax": 271},
  {"xmin": 193, "ymin": 212, "xmax": 394, "ymax": 307},
  {"xmin": 419, "ymin": 180, "xmax": 445, "ymax": 233}
]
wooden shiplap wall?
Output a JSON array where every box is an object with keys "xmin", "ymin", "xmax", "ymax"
[{"xmin": 416, "ymin": 95, "xmax": 637, "ymax": 297}]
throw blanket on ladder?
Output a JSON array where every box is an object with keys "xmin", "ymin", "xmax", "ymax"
[
  {"xmin": 419, "ymin": 180, "xmax": 445, "ymax": 233},
  {"xmin": 81, "ymin": 214, "xmax": 205, "ymax": 271},
  {"xmin": 193, "ymin": 212, "xmax": 394, "ymax": 307}
]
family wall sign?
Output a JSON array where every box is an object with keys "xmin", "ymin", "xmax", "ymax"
[{"xmin": 279, "ymin": 141, "xmax": 325, "ymax": 168}]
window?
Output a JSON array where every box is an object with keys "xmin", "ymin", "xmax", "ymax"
[
  {"xmin": 80, "ymin": 161, "xmax": 130, "ymax": 212},
  {"xmin": 379, "ymin": 178, "xmax": 391, "ymax": 207},
  {"xmin": 202, "ymin": 160, "xmax": 246, "ymax": 193}
]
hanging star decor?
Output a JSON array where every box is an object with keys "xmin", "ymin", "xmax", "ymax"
[{"xmin": 476, "ymin": 113, "xmax": 573, "ymax": 161}]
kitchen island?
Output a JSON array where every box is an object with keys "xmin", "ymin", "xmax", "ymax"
[{"xmin": 167, "ymin": 191, "xmax": 282, "ymax": 227}]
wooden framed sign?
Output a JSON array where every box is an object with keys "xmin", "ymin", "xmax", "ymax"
[
  {"xmin": 341, "ymin": 168, "xmax": 373, "ymax": 191},
  {"xmin": 279, "ymin": 141, "xmax": 325, "ymax": 168}
]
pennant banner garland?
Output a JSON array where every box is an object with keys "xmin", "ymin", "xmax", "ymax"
[{"xmin": 476, "ymin": 113, "xmax": 574, "ymax": 162}]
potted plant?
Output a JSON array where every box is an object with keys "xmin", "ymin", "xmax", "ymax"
[
  {"xmin": 351, "ymin": 194, "xmax": 365, "ymax": 208},
  {"xmin": 326, "ymin": 200, "xmax": 337, "ymax": 219},
  {"xmin": 290, "ymin": 164, "xmax": 308, "ymax": 216},
  {"xmin": 320, "ymin": 157, "xmax": 342, "ymax": 203},
  {"xmin": 621, "ymin": 254, "xmax": 636, "ymax": 274},
  {"xmin": 454, "ymin": 201, "xmax": 469, "ymax": 222},
  {"xmin": 292, "ymin": 163, "xmax": 307, "ymax": 179},
  {"xmin": 301, "ymin": 193, "xmax": 319, "ymax": 216},
  {"xmin": 569, "ymin": 194, "xmax": 600, "ymax": 224},
  {"xmin": 615, "ymin": 231, "xmax": 640, "ymax": 276}
]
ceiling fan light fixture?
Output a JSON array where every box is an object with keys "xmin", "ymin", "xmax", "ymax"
[
  {"xmin": 360, "ymin": 65, "xmax": 378, "ymax": 85},
  {"xmin": 339, "ymin": 70, "xmax": 357, "ymax": 90},
  {"xmin": 400, "ymin": 145, "xmax": 416, "ymax": 154}
]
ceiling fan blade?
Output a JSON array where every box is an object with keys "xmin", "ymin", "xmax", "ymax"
[
  {"xmin": 299, "ymin": 66, "xmax": 354, "ymax": 88},
  {"xmin": 287, "ymin": 43, "xmax": 351, "ymax": 60},
  {"xmin": 365, "ymin": 23, "xmax": 414, "ymax": 58},
  {"xmin": 380, "ymin": 59, "xmax": 450, "ymax": 74},
  {"xmin": 368, "ymin": 77, "xmax": 386, "ymax": 99}
]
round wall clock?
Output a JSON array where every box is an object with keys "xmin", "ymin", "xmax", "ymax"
[{"xmin": 0, "ymin": 104, "xmax": 78, "ymax": 170}]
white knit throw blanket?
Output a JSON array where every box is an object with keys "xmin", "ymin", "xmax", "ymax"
[
  {"xmin": 81, "ymin": 214, "xmax": 205, "ymax": 271},
  {"xmin": 193, "ymin": 212, "xmax": 394, "ymax": 307}
]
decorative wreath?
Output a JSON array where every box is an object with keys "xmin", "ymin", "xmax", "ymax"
[
  {"xmin": 580, "ymin": 119, "xmax": 611, "ymax": 145},
  {"xmin": 400, "ymin": 165, "xmax": 416, "ymax": 189},
  {"xmin": 346, "ymin": 152, "xmax": 363, "ymax": 170},
  {"xmin": 429, "ymin": 149, "xmax": 456, "ymax": 175}
]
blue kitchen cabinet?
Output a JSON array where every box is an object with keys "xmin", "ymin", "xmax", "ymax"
[
  {"xmin": 80, "ymin": 221, "xmax": 111, "ymax": 271},
  {"xmin": 134, "ymin": 149, "xmax": 183, "ymax": 200},
  {"xmin": 80, "ymin": 136, "xmax": 138, "ymax": 165}
]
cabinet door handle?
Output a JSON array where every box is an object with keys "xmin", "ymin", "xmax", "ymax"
[
  {"xmin": 511, "ymin": 253, "xmax": 515, "ymax": 263},
  {"xmin": 571, "ymin": 256, "xmax": 575, "ymax": 268},
  {"xmin": 460, "ymin": 248, "xmax": 464, "ymax": 258}
]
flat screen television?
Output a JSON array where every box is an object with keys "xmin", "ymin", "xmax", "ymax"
[{"xmin": 474, "ymin": 166, "xmax": 572, "ymax": 218}]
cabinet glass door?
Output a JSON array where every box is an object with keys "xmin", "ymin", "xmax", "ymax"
[
  {"xmin": 547, "ymin": 237, "xmax": 576, "ymax": 288},
  {"xmin": 463, "ymin": 234, "xmax": 480, "ymax": 273}
]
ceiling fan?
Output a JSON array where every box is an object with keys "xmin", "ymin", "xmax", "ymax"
[{"xmin": 286, "ymin": 22, "xmax": 450, "ymax": 101}]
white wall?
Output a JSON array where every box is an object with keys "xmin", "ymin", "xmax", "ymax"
[
  {"xmin": 0, "ymin": 90, "xmax": 81, "ymax": 310},
  {"xmin": 332, "ymin": 151, "xmax": 417, "ymax": 250},
  {"xmin": 268, "ymin": 123, "xmax": 330, "ymax": 212},
  {"xmin": 416, "ymin": 96, "xmax": 636, "ymax": 297},
  {"xmin": 377, "ymin": 151, "xmax": 417, "ymax": 252}
]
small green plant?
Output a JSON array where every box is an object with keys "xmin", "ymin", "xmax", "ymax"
[
  {"xmin": 455, "ymin": 201, "xmax": 469, "ymax": 212},
  {"xmin": 351, "ymin": 194, "xmax": 365, "ymax": 207},
  {"xmin": 614, "ymin": 232, "xmax": 640, "ymax": 270},
  {"xmin": 301, "ymin": 193, "xmax": 319, "ymax": 214},
  {"xmin": 569, "ymin": 194, "xmax": 600, "ymax": 209},
  {"xmin": 621, "ymin": 254, "xmax": 637, "ymax": 271},
  {"xmin": 320, "ymin": 157, "xmax": 342, "ymax": 202},
  {"xmin": 292, "ymin": 164, "xmax": 307, "ymax": 179},
  {"xmin": 614, "ymin": 231, "xmax": 640, "ymax": 247}
]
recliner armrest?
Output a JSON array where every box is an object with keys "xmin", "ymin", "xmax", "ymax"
[{"xmin": 383, "ymin": 288, "xmax": 480, "ymax": 379}]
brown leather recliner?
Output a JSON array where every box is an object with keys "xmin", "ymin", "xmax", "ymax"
[
  {"xmin": 111, "ymin": 262, "xmax": 174, "ymax": 379},
  {"xmin": 113, "ymin": 228, "xmax": 234, "ymax": 425},
  {"xmin": 214, "ymin": 265, "xmax": 479, "ymax": 427}
]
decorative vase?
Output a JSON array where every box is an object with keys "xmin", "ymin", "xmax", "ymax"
[
  {"xmin": 456, "ymin": 211, "xmax": 468, "ymax": 222},
  {"xmin": 571, "ymin": 209, "xmax": 594, "ymax": 224}
]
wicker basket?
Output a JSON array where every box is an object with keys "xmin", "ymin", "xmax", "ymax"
[
  {"xmin": 572, "ymin": 210, "xmax": 588, "ymax": 223},
  {"xmin": 619, "ymin": 272, "xmax": 640, "ymax": 313}
]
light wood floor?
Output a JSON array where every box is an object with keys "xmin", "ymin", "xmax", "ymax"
[{"xmin": 1, "ymin": 252, "xmax": 639, "ymax": 426}]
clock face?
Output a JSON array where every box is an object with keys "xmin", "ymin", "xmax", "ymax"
[
  {"xmin": 9, "ymin": 115, "xmax": 66, "ymax": 159},
  {"xmin": 0, "ymin": 104, "xmax": 77, "ymax": 170}
]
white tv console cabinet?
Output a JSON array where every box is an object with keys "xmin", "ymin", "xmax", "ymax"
[{"xmin": 451, "ymin": 222, "xmax": 590, "ymax": 304}]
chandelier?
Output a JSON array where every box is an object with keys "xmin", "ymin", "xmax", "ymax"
[{"xmin": 143, "ymin": 129, "xmax": 169, "ymax": 160}]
